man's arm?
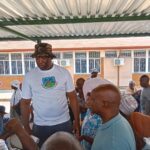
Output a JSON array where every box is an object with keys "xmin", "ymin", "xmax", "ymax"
[
  {"xmin": 20, "ymin": 99, "xmax": 32, "ymax": 134},
  {"xmin": 79, "ymin": 135, "xmax": 93, "ymax": 144},
  {"xmin": 2, "ymin": 118, "xmax": 38, "ymax": 150},
  {"xmin": 67, "ymin": 91, "xmax": 80, "ymax": 137}
]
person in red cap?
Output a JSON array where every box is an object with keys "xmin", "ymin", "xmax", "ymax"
[{"xmin": 20, "ymin": 43, "xmax": 80, "ymax": 147}]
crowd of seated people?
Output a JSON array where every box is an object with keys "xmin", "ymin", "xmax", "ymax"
[{"xmin": 0, "ymin": 74, "xmax": 150, "ymax": 150}]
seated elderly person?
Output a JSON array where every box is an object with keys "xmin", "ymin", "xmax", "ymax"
[
  {"xmin": 80, "ymin": 78, "xmax": 111, "ymax": 150},
  {"xmin": 41, "ymin": 131, "xmax": 83, "ymax": 150},
  {"xmin": 119, "ymin": 93, "xmax": 150, "ymax": 150},
  {"xmin": 0, "ymin": 118, "xmax": 83, "ymax": 150},
  {"xmin": 88, "ymin": 84, "xmax": 136, "ymax": 150},
  {"xmin": 125, "ymin": 80, "xmax": 137, "ymax": 95},
  {"xmin": 0, "ymin": 118, "xmax": 38, "ymax": 150}
]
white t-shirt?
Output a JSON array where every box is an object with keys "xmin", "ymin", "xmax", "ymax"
[
  {"xmin": 10, "ymin": 89, "xmax": 22, "ymax": 106},
  {"xmin": 22, "ymin": 64, "xmax": 75, "ymax": 125},
  {"xmin": 83, "ymin": 77, "xmax": 111, "ymax": 101}
]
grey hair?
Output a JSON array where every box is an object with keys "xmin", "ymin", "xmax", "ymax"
[{"xmin": 41, "ymin": 132, "xmax": 83, "ymax": 150}]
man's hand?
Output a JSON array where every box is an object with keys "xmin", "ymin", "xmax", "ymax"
[
  {"xmin": 73, "ymin": 122, "xmax": 80, "ymax": 139},
  {"xmin": 4, "ymin": 118, "xmax": 21, "ymax": 134},
  {"xmin": 0, "ymin": 119, "xmax": 20, "ymax": 140},
  {"xmin": 67, "ymin": 91, "xmax": 80, "ymax": 139}
]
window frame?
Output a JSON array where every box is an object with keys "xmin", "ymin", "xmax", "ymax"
[
  {"xmin": 75, "ymin": 52, "xmax": 87, "ymax": 74},
  {"xmin": 133, "ymin": 50, "xmax": 146, "ymax": 73},
  {"xmin": 11, "ymin": 53, "xmax": 23, "ymax": 75},
  {"xmin": 74, "ymin": 51, "xmax": 101, "ymax": 74},
  {"xmin": 88, "ymin": 51, "xmax": 100, "ymax": 73},
  {"xmin": 23, "ymin": 53, "xmax": 36, "ymax": 74},
  {"xmin": 0, "ymin": 53, "xmax": 10, "ymax": 75}
]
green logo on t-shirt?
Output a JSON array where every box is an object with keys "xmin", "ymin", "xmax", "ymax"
[{"xmin": 42, "ymin": 76, "xmax": 57, "ymax": 88}]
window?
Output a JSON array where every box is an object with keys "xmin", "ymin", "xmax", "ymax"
[
  {"xmin": 0, "ymin": 54, "xmax": 10, "ymax": 75},
  {"xmin": 24, "ymin": 53, "xmax": 36, "ymax": 73},
  {"xmin": 11, "ymin": 53, "xmax": 22, "ymax": 74},
  {"xmin": 53, "ymin": 52, "xmax": 61, "ymax": 65},
  {"xmin": 105, "ymin": 51, "xmax": 117, "ymax": 58},
  {"xmin": 63, "ymin": 52, "xmax": 73, "ymax": 59},
  {"xmin": 89, "ymin": 52, "xmax": 100, "ymax": 72},
  {"xmin": 119, "ymin": 50, "xmax": 131, "ymax": 57},
  {"xmin": 134, "ymin": 50, "xmax": 146, "ymax": 73},
  {"xmin": 53, "ymin": 52, "xmax": 60, "ymax": 59},
  {"xmin": 75, "ymin": 53, "xmax": 87, "ymax": 73}
]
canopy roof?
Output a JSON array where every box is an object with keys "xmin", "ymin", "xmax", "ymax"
[{"xmin": 0, "ymin": 0, "xmax": 150, "ymax": 42}]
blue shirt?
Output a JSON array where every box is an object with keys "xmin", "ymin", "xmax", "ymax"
[
  {"xmin": 91, "ymin": 113, "xmax": 136, "ymax": 150},
  {"xmin": 81, "ymin": 109, "xmax": 101, "ymax": 150}
]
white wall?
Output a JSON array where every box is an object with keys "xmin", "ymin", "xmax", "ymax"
[{"xmin": 104, "ymin": 58, "xmax": 132, "ymax": 86}]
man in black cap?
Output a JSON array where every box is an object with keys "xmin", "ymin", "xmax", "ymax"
[{"xmin": 20, "ymin": 43, "xmax": 80, "ymax": 147}]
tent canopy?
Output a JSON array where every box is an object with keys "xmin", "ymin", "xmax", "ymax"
[{"xmin": 0, "ymin": 0, "xmax": 150, "ymax": 42}]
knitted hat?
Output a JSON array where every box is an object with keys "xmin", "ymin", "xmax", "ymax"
[{"xmin": 120, "ymin": 93, "xmax": 138, "ymax": 116}]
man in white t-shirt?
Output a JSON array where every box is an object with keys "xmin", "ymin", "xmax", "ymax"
[{"xmin": 20, "ymin": 43, "xmax": 80, "ymax": 147}]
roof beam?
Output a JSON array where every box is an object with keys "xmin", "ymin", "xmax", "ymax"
[
  {"xmin": 31, "ymin": 33, "xmax": 150, "ymax": 40},
  {"xmin": 0, "ymin": 33, "xmax": 149, "ymax": 41},
  {"xmin": 0, "ymin": 26, "xmax": 36, "ymax": 42},
  {"xmin": 0, "ymin": 15, "xmax": 150, "ymax": 26}
]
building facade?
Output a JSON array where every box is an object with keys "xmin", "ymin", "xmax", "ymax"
[{"xmin": 0, "ymin": 38, "xmax": 150, "ymax": 90}]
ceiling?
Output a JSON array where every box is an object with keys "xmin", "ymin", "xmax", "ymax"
[{"xmin": 0, "ymin": 0, "xmax": 150, "ymax": 42}]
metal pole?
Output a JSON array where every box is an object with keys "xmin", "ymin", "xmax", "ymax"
[
  {"xmin": 37, "ymin": 39, "xmax": 41, "ymax": 44},
  {"xmin": 117, "ymin": 66, "xmax": 120, "ymax": 88}
]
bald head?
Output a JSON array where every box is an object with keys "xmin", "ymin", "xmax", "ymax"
[
  {"xmin": 92, "ymin": 84, "xmax": 121, "ymax": 103},
  {"xmin": 88, "ymin": 84, "xmax": 121, "ymax": 122},
  {"xmin": 41, "ymin": 132, "xmax": 83, "ymax": 150}
]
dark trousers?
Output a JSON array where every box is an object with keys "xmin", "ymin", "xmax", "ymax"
[{"xmin": 32, "ymin": 120, "xmax": 72, "ymax": 148}]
